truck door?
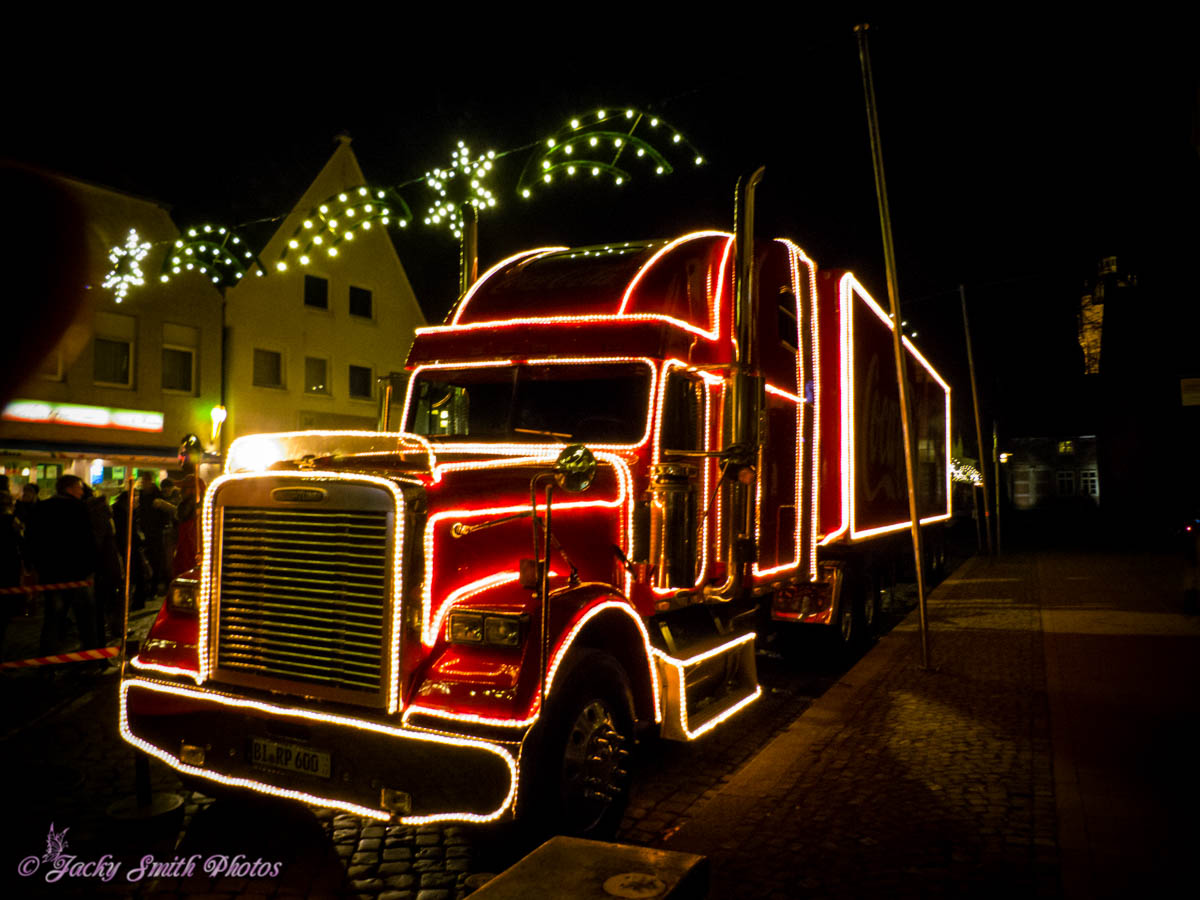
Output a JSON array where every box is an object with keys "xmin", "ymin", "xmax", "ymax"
[
  {"xmin": 652, "ymin": 369, "xmax": 710, "ymax": 591},
  {"xmin": 755, "ymin": 241, "xmax": 816, "ymax": 579}
]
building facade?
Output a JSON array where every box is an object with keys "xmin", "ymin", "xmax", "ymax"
[
  {"xmin": 1005, "ymin": 435, "xmax": 1100, "ymax": 510},
  {"xmin": 0, "ymin": 175, "xmax": 224, "ymax": 497},
  {"xmin": 221, "ymin": 136, "xmax": 425, "ymax": 445}
]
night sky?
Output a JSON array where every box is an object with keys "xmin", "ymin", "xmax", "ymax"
[{"xmin": 5, "ymin": 14, "xmax": 1196, "ymax": 455}]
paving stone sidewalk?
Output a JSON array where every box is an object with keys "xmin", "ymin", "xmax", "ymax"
[{"xmin": 663, "ymin": 554, "xmax": 1060, "ymax": 898}]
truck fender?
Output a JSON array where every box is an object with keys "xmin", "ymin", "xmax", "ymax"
[{"xmin": 543, "ymin": 596, "xmax": 661, "ymax": 731}]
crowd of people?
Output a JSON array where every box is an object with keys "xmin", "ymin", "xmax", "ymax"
[{"xmin": 0, "ymin": 440, "xmax": 206, "ymax": 663}]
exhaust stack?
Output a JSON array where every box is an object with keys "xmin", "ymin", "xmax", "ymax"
[{"xmin": 718, "ymin": 167, "xmax": 766, "ymax": 600}]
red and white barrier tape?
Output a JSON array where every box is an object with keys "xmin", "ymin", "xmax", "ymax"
[
  {"xmin": 0, "ymin": 579, "xmax": 94, "ymax": 595},
  {"xmin": 0, "ymin": 645, "xmax": 120, "ymax": 670}
]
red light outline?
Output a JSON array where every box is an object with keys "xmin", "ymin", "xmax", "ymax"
[
  {"xmin": 651, "ymin": 632, "xmax": 761, "ymax": 739},
  {"xmin": 416, "ymin": 232, "xmax": 735, "ymax": 342},
  {"xmin": 420, "ymin": 449, "xmax": 635, "ymax": 647},
  {"xmin": 401, "ymin": 357, "xmax": 659, "ymax": 454},
  {"xmin": 450, "ymin": 247, "xmax": 568, "ymax": 325},
  {"xmin": 119, "ymin": 678, "xmax": 517, "ymax": 824},
  {"xmin": 839, "ymin": 274, "xmax": 953, "ymax": 540}
]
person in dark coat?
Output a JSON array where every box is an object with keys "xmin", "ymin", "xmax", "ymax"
[
  {"xmin": 112, "ymin": 487, "xmax": 150, "ymax": 611},
  {"xmin": 0, "ymin": 488, "xmax": 23, "ymax": 660},
  {"xmin": 15, "ymin": 482, "xmax": 38, "ymax": 532},
  {"xmin": 137, "ymin": 470, "xmax": 171, "ymax": 597},
  {"xmin": 172, "ymin": 435, "xmax": 207, "ymax": 577},
  {"xmin": 32, "ymin": 474, "xmax": 98, "ymax": 655},
  {"xmin": 83, "ymin": 485, "xmax": 122, "ymax": 645}
]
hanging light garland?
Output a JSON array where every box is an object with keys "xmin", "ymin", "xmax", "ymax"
[
  {"xmin": 163, "ymin": 224, "xmax": 262, "ymax": 286},
  {"xmin": 951, "ymin": 459, "xmax": 983, "ymax": 485},
  {"xmin": 275, "ymin": 186, "xmax": 413, "ymax": 272},
  {"xmin": 104, "ymin": 105, "xmax": 705, "ymax": 299},
  {"xmin": 516, "ymin": 108, "xmax": 704, "ymax": 199},
  {"xmin": 102, "ymin": 229, "xmax": 151, "ymax": 302}
]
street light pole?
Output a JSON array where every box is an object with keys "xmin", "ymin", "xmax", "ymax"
[
  {"xmin": 993, "ymin": 420, "xmax": 1003, "ymax": 555},
  {"xmin": 960, "ymin": 284, "xmax": 994, "ymax": 555},
  {"xmin": 855, "ymin": 22, "xmax": 930, "ymax": 669},
  {"xmin": 460, "ymin": 202, "xmax": 479, "ymax": 295}
]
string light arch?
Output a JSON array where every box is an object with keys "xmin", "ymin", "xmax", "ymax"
[
  {"xmin": 276, "ymin": 186, "xmax": 413, "ymax": 272},
  {"xmin": 104, "ymin": 106, "xmax": 706, "ymax": 299},
  {"xmin": 517, "ymin": 108, "xmax": 704, "ymax": 199},
  {"xmin": 164, "ymin": 224, "xmax": 262, "ymax": 287}
]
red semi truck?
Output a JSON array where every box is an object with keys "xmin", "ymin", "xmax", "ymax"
[{"xmin": 120, "ymin": 193, "xmax": 950, "ymax": 836}]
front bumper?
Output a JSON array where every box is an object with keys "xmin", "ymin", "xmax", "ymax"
[{"xmin": 120, "ymin": 678, "xmax": 517, "ymax": 823}]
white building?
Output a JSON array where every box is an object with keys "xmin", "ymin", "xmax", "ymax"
[{"xmin": 221, "ymin": 136, "xmax": 425, "ymax": 444}]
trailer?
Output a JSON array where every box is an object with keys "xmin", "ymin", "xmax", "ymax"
[{"xmin": 120, "ymin": 192, "xmax": 950, "ymax": 837}]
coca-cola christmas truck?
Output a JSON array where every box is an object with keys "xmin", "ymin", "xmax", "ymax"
[{"xmin": 120, "ymin": 193, "xmax": 950, "ymax": 836}]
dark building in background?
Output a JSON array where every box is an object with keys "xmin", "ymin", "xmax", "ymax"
[
  {"xmin": 1005, "ymin": 436, "xmax": 1100, "ymax": 510},
  {"xmin": 1077, "ymin": 256, "xmax": 1135, "ymax": 376},
  {"xmin": 1087, "ymin": 255, "xmax": 1173, "ymax": 531}
]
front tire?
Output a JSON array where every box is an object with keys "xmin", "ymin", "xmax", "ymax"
[
  {"xmin": 522, "ymin": 650, "xmax": 634, "ymax": 839},
  {"xmin": 836, "ymin": 595, "xmax": 855, "ymax": 647},
  {"xmin": 860, "ymin": 571, "xmax": 878, "ymax": 633}
]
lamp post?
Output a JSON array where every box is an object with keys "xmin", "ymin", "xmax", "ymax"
[{"xmin": 855, "ymin": 22, "xmax": 931, "ymax": 668}]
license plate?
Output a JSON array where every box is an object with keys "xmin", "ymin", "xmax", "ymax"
[{"xmin": 249, "ymin": 737, "xmax": 331, "ymax": 779}]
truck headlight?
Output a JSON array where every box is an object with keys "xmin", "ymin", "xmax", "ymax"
[
  {"xmin": 448, "ymin": 613, "xmax": 484, "ymax": 644},
  {"xmin": 447, "ymin": 612, "xmax": 527, "ymax": 647},
  {"xmin": 483, "ymin": 615, "xmax": 523, "ymax": 647},
  {"xmin": 167, "ymin": 578, "xmax": 199, "ymax": 614}
]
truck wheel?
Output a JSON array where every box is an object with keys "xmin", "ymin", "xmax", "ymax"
[
  {"xmin": 860, "ymin": 572, "xmax": 878, "ymax": 633},
  {"xmin": 527, "ymin": 650, "xmax": 634, "ymax": 839},
  {"xmin": 837, "ymin": 597, "xmax": 855, "ymax": 646},
  {"xmin": 925, "ymin": 530, "xmax": 947, "ymax": 584}
]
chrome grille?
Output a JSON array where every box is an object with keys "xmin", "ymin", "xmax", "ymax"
[{"xmin": 216, "ymin": 507, "xmax": 389, "ymax": 694}]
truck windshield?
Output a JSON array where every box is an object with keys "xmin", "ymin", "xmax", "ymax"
[{"xmin": 405, "ymin": 362, "xmax": 653, "ymax": 444}]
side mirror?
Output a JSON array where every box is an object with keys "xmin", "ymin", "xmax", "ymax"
[{"xmin": 554, "ymin": 444, "xmax": 597, "ymax": 493}]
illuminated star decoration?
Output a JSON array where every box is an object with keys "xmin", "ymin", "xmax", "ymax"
[
  {"xmin": 423, "ymin": 142, "xmax": 497, "ymax": 239},
  {"xmin": 276, "ymin": 186, "xmax": 413, "ymax": 272},
  {"xmin": 163, "ymin": 224, "xmax": 262, "ymax": 287},
  {"xmin": 103, "ymin": 229, "xmax": 151, "ymax": 302},
  {"xmin": 517, "ymin": 108, "xmax": 704, "ymax": 200}
]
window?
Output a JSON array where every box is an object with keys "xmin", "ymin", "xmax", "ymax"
[
  {"xmin": 305, "ymin": 357, "xmax": 329, "ymax": 394},
  {"xmin": 349, "ymin": 286, "xmax": 373, "ymax": 319},
  {"xmin": 253, "ymin": 349, "xmax": 284, "ymax": 388},
  {"xmin": 348, "ymin": 364, "xmax": 373, "ymax": 399},
  {"xmin": 1056, "ymin": 470, "xmax": 1075, "ymax": 496},
  {"xmin": 1057, "ymin": 440, "xmax": 1074, "ymax": 455},
  {"xmin": 1080, "ymin": 470, "xmax": 1099, "ymax": 496},
  {"xmin": 162, "ymin": 347, "xmax": 194, "ymax": 393},
  {"xmin": 405, "ymin": 362, "xmax": 653, "ymax": 442},
  {"xmin": 95, "ymin": 311, "xmax": 136, "ymax": 387},
  {"xmin": 94, "ymin": 338, "xmax": 132, "ymax": 386},
  {"xmin": 162, "ymin": 324, "xmax": 198, "ymax": 393},
  {"xmin": 304, "ymin": 275, "xmax": 329, "ymax": 309}
]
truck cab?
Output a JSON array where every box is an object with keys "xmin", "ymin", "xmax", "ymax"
[{"xmin": 120, "ymin": 227, "xmax": 949, "ymax": 836}]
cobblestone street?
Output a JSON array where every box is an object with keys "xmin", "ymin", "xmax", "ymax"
[
  {"xmin": 8, "ymin": 548, "xmax": 1186, "ymax": 899},
  {"xmin": 662, "ymin": 551, "xmax": 1200, "ymax": 898},
  {"xmin": 1, "ymin": 584, "xmax": 889, "ymax": 899}
]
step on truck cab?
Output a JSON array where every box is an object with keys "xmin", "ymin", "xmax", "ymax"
[{"xmin": 121, "ymin": 184, "xmax": 951, "ymax": 836}]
